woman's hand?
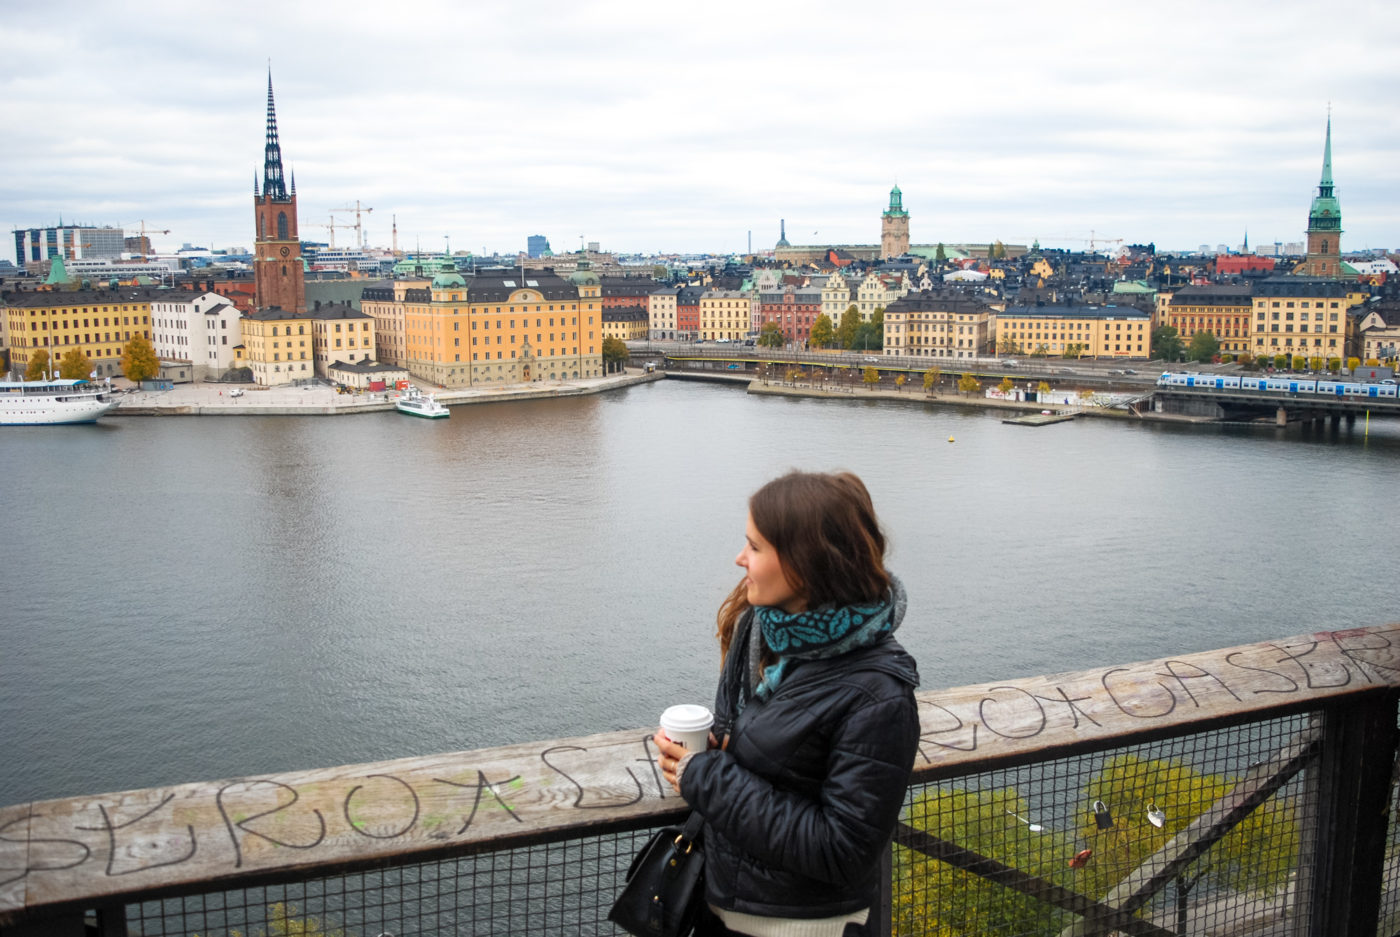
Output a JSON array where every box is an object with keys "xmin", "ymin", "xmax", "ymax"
[{"xmin": 652, "ymin": 730, "xmax": 692, "ymax": 795}]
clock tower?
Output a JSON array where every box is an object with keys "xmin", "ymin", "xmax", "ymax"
[{"xmin": 253, "ymin": 71, "xmax": 306, "ymax": 313}]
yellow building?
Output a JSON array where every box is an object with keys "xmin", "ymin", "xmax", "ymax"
[
  {"xmin": 306, "ymin": 303, "xmax": 376, "ymax": 376},
  {"xmin": 602, "ymin": 307, "xmax": 648, "ymax": 341},
  {"xmin": 1, "ymin": 287, "xmax": 156, "ymax": 378},
  {"xmin": 1250, "ymin": 278, "xmax": 1350, "ymax": 363},
  {"xmin": 699, "ymin": 290, "xmax": 749, "ymax": 341},
  {"xmin": 882, "ymin": 292, "xmax": 992, "ymax": 359},
  {"xmin": 361, "ymin": 279, "xmax": 423, "ymax": 367},
  {"xmin": 378, "ymin": 268, "xmax": 602, "ymax": 388},
  {"xmin": 997, "ymin": 305, "xmax": 1151, "ymax": 358},
  {"xmin": 241, "ymin": 308, "xmax": 311, "ymax": 385},
  {"xmin": 1164, "ymin": 285, "xmax": 1253, "ymax": 355}
]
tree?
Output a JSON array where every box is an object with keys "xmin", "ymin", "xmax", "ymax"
[
  {"xmin": 1308, "ymin": 356, "xmax": 1324, "ymax": 371},
  {"xmin": 1152, "ymin": 325, "xmax": 1184, "ymax": 362},
  {"xmin": 866, "ymin": 307, "xmax": 885, "ymax": 351},
  {"xmin": 998, "ymin": 376, "xmax": 1014, "ymax": 394},
  {"xmin": 1327, "ymin": 357, "xmax": 1342, "ymax": 370},
  {"xmin": 894, "ymin": 374, "xmax": 906, "ymax": 392},
  {"xmin": 1030, "ymin": 344, "xmax": 1050, "ymax": 358},
  {"xmin": 923, "ymin": 367, "xmax": 940, "ymax": 395},
  {"xmin": 957, "ymin": 373, "xmax": 981, "ymax": 396},
  {"xmin": 935, "ymin": 243, "xmax": 947, "ymax": 266},
  {"xmin": 758, "ymin": 321, "xmax": 784, "ymax": 349},
  {"xmin": 121, "ymin": 335, "xmax": 160, "ymax": 383},
  {"xmin": 999, "ymin": 336, "xmax": 1023, "ymax": 356},
  {"xmin": 1273, "ymin": 354, "xmax": 1288, "ymax": 370},
  {"xmin": 991, "ymin": 240, "xmax": 1006, "ymax": 260},
  {"xmin": 58, "ymin": 348, "xmax": 94, "ymax": 380},
  {"xmin": 24, "ymin": 349, "xmax": 51, "ymax": 381},
  {"xmin": 837, "ymin": 306, "xmax": 861, "ymax": 349},
  {"xmin": 1291, "ymin": 355, "xmax": 1307, "ymax": 371},
  {"xmin": 809, "ymin": 314, "xmax": 835, "ymax": 349},
  {"xmin": 862, "ymin": 366, "xmax": 879, "ymax": 390},
  {"xmin": 1237, "ymin": 353, "xmax": 1254, "ymax": 370},
  {"xmin": 1037, "ymin": 381, "xmax": 1051, "ymax": 397},
  {"xmin": 1063, "ymin": 343, "xmax": 1084, "ymax": 359},
  {"xmin": 601, "ymin": 336, "xmax": 629, "ymax": 374},
  {"xmin": 1186, "ymin": 331, "xmax": 1220, "ymax": 363},
  {"xmin": 1346, "ymin": 356, "xmax": 1361, "ymax": 372}
]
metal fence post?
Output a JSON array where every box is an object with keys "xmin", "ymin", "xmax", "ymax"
[
  {"xmin": 1305, "ymin": 691, "xmax": 1400, "ymax": 937},
  {"xmin": 874, "ymin": 843, "xmax": 893, "ymax": 936}
]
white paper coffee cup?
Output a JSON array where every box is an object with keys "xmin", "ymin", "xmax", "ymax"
[{"xmin": 660, "ymin": 704, "xmax": 714, "ymax": 752}]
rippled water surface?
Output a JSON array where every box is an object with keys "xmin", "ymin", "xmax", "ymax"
[{"xmin": 3, "ymin": 380, "xmax": 1398, "ymax": 805}]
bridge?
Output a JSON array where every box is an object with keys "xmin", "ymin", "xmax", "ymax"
[
  {"xmin": 1153, "ymin": 384, "xmax": 1400, "ymax": 426},
  {"xmin": 4, "ymin": 627, "xmax": 1400, "ymax": 937}
]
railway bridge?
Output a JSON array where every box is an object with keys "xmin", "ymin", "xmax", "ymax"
[{"xmin": 1154, "ymin": 385, "xmax": 1400, "ymax": 426}]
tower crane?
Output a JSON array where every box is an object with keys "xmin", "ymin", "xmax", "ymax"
[
  {"xmin": 318, "ymin": 214, "xmax": 356, "ymax": 249},
  {"xmin": 123, "ymin": 220, "xmax": 170, "ymax": 259},
  {"xmin": 329, "ymin": 201, "xmax": 374, "ymax": 249},
  {"xmin": 1016, "ymin": 232, "xmax": 1124, "ymax": 254}
]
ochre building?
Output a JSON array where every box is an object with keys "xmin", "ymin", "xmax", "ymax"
[
  {"xmin": 882, "ymin": 292, "xmax": 991, "ymax": 359},
  {"xmin": 1164, "ymin": 285, "xmax": 1253, "ymax": 355},
  {"xmin": 997, "ymin": 305, "xmax": 1151, "ymax": 358},
  {"xmin": 2, "ymin": 287, "xmax": 156, "ymax": 377}
]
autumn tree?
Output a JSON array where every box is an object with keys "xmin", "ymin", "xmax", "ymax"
[
  {"xmin": 601, "ymin": 336, "xmax": 629, "ymax": 373},
  {"xmin": 837, "ymin": 306, "xmax": 861, "ymax": 350},
  {"xmin": 1327, "ymin": 357, "xmax": 1342, "ymax": 370},
  {"xmin": 758, "ymin": 321, "xmax": 784, "ymax": 349},
  {"xmin": 957, "ymin": 373, "xmax": 981, "ymax": 396},
  {"xmin": 1346, "ymin": 356, "xmax": 1361, "ymax": 371},
  {"xmin": 121, "ymin": 336, "xmax": 160, "ymax": 383},
  {"xmin": 809, "ymin": 314, "xmax": 835, "ymax": 349},
  {"xmin": 862, "ymin": 366, "xmax": 879, "ymax": 390},
  {"xmin": 58, "ymin": 348, "xmax": 94, "ymax": 380},
  {"xmin": 24, "ymin": 349, "xmax": 52, "ymax": 381},
  {"xmin": 923, "ymin": 367, "xmax": 940, "ymax": 395},
  {"xmin": 894, "ymin": 374, "xmax": 906, "ymax": 392},
  {"xmin": 1273, "ymin": 354, "xmax": 1288, "ymax": 370},
  {"xmin": 998, "ymin": 376, "xmax": 1014, "ymax": 394},
  {"xmin": 1291, "ymin": 355, "xmax": 1307, "ymax": 371}
]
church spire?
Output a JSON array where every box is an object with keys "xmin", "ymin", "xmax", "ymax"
[
  {"xmin": 262, "ymin": 68, "xmax": 288, "ymax": 201},
  {"xmin": 1306, "ymin": 113, "xmax": 1341, "ymax": 236},
  {"xmin": 1317, "ymin": 112, "xmax": 1334, "ymax": 197}
]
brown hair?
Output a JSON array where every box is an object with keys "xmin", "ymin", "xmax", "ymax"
[{"xmin": 717, "ymin": 471, "xmax": 890, "ymax": 658}]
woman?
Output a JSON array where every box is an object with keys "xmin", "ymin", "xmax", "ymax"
[{"xmin": 653, "ymin": 470, "xmax": 921, "ymax": 937}]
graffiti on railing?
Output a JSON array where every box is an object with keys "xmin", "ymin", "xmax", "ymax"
[{"xmin": 2, "ymin": 627, "xmax": 1398, "ymax": 919}]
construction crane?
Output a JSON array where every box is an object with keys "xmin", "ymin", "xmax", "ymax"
[
  {"xmin": 318, "ymin": 214, "xmax": 356, "ymax": 249},
  {"xmin": 123, "ymin": 220, "xmax": 170, "ymax": 259},
  {"xmin": 1017, "ymin": 231, "xmax": 1124, "ymax": 254},
  {"xmin": 329, "ymin": 201, "xmax": 374, "ymax": 249}
]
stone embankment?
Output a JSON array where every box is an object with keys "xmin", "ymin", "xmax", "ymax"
[{"xmin": 114, "ymin": 369, "xmax": 660, "ymax": 416}]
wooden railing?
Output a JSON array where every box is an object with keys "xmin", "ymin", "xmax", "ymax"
[{"xmin": 3, "ymin": 626, "xmax": 1399, "ymax": 936}]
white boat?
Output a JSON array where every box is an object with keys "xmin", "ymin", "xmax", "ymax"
[
  {"xmin": 0, "ymin": 378, "xmax": 120, "ymax": 425},
  {"xmin": 394, "ymin": 389, "xmax": 449, "ymax": 419}
]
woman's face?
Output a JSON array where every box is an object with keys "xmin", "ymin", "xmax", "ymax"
[{"xmin": 736, "ymin": 511, "xmax": 804, "ymax": 612}]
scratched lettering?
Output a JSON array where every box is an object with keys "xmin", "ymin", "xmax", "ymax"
[
  {"xmin": 916, "ymin": 700, "xmax": 978, "ymax": 756},
  {"xmin": 216, "ymin": 780, "xmax": 326, "ymax": 868},
  {"xmin": 344, "ymin": 775, "xmax": 419, "ymax": 840},
  {"xmin": 74, "ymin": 794, "xmax": 196, "ymax": 877},
  {"xmin": 1224, "ymin": 651, "xmax": 1300, "ymax": 694},
  {"xmin": 540, "ymin": 744, "xmax": 644, "ymax": 808},
  {"xmin": 1033, "ymin": 686, "xmax": 1101, "ymax": 729},
  {"xmin": 1271, "ymin": 641, "xmax": 1353, "ymax": 690},
  {"xmin": 432, "ymin": 771, "xmax": 524, "ymax": 834},
  {"xmin": 977, "ymin": 687, "xmax": 1047, "ymax": 740},
  {"xmin": 1327, "ymin": 629, "xmax": 1400, "ymax": 682},
  {"xmin": 1159, "ymin": 661, "xmax": 1242, "ymax": 707},
  {"xmin": 0, "ymin": 814, "xmax": 91, "ymax": 889},
  {"xmin": 1102, "ymin": 667, "xmax": 1177, "ymax": 719}
]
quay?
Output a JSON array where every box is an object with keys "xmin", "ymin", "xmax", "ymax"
[
  {"xmin": 111, "ymin": 369, "xmax": 660, "ymax": 416},
  {"xmin": 4, "ymin": 626, "xmax": 1399, "ymax": 937}
]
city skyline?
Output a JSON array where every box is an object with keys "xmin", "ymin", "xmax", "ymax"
[{"xmin": 3, "ymin": 0, "xmax": 1398, "ymax": 261}]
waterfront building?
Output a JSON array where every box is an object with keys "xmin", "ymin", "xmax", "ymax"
[
  {"xmin": 361, "ymin": 279, "xmax": 423, "ymax": 367},
  {"xmin": 1297, "ymin": 117, "xmax": 1343, "ymax": 279},
  {"xmin": 252, "ymin": 72, "xmax": 306, "ymax": 315},
  {"xmin": 677, "ymin": 286, "xmax": 703, "ymax": 340},
  {"xmin": 648, "ymin": 287, "xmax": 678, "ymax": 340},
  {"xmin": 241, "ymin": 308, "xmax": 311, "ymax": 385},
  {"xmin": 13, "ymin": 224, "xmax": 125, "ymax": 266},
  {"xmin": 757, "ymin": 285, "xmax": 823, "ymax": 346},
  {"xmin": 997, "ymin": 305, "xmax": 1151, "ymax": 358},
  {"xmin": 821, "ymin": 271, "xmax": 856, "ymax": 324},
  {"xmin": 306, "ymin": 303, "xmax": 376, "ymax": 378},
  {"xmin": 855, "ymin": 270, "xmax": 912, "ymax": 320},
  {"xmin": 699, "ymin": 290, "xmax": 749, "ymax": 342},
  {"xmin": 1163, "ymin": 284, "xmax": 1253, "ymax": 356},
  {"xmin": 1250, "ymin": 278, "xmax": 1350, "ymax": 362},
  {"xmin": 883, "ymin": 292, "xmax": 992, "ymax": 359},
  {"xmin": 367, "ymin": 269, "xmax": 601, "ymax": 387},
  {"xmin": 150, "ymin": 291, "xmax": 243, "ymax": 380},
  {"xmin": 881, "ymin": 186, "xmax": 910, "ymax": 260},
  {"xmin": 1, "ymin": 288, "xmax": 156, "ymax": 378}
]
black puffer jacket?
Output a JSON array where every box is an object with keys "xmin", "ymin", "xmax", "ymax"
[{"xmin": 679, "ymin": 609, "xmax": 921, "ymax": 919}]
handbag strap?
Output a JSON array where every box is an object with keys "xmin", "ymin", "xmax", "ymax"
[{"xmin": 678, "ymin": 811, "xmax": 705, "ymax": 845}]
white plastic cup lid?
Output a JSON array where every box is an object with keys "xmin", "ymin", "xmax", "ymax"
[{"xmin": 660, "ymin": 704, "xmax": 714, "ymax": 732}]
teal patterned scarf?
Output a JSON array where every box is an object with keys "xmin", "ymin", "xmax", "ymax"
[{"xmin": 748, "ymin": 575, "xmax": 906, "ymax": 704}]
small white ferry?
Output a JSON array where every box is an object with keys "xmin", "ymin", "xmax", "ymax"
[
  {"xmin": 0, "ymin": 378, "xmax": 120, "ymax": 425},
  {"xmin": 394, "ymin": 389, "xmax": 449, "ymax": 419}
]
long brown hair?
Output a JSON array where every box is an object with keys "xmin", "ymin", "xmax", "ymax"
[{"xmin": 717, "ymin": 471, "xmax": 890, "ymax": 658}]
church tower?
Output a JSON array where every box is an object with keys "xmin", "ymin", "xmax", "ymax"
[
  {"xmin": 253, "ymin": 71, "xmax": 306, "ymax": 312},
  {"xmin": 880, "ymin": 185, "xmax": 909, "ymax": 260},
  {"xmin": 1299, "ymin": 115, "xmax": 1342, "ymax": 278}
]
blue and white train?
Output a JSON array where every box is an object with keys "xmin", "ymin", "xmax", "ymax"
[{"xmin": 1157, "ymin": 371, "xmax": 1400, "ymax": 399}]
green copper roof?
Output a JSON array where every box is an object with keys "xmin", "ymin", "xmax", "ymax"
[
  {"xmin": 1307, "ymin": 115, "xmax": 1342, "ymax": 232},
  {"xmin": 44, "ymin": 254, "xmax": 69, "ymax": 285},
  {"xmin": 884, "ymin": 184, "xmax": 907, "ymax": 218}
]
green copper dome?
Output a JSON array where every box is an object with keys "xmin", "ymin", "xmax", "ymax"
[{"xmin": 432, "ymin": 273, "xmax": 467, "ymax": 289}]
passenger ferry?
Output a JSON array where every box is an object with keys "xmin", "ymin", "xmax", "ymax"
[
  {"xmin": 0, "ymin": 377, "xmax": 120, "ymax": 425},
  {"xmin": 394, "ymin": 388, "xmax": 449, "ymax": 419}
]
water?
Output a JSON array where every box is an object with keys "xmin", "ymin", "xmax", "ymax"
[{"xmin": 3, "ymin": 380, "xmax": 1398, "ymax": 807}]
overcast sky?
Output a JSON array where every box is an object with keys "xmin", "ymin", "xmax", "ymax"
[{"xmin": 4, "ymin": 0, "xmax": 1397, "ymax": 262}]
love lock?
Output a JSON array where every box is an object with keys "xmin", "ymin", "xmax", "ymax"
[
  {"xmin": 1147, "ymin": 803, "xmax": 1166, "ymax": 828},
  {"xmin": 1093, "ymin": 800, "xmax": 1115, "ymax": 830}
]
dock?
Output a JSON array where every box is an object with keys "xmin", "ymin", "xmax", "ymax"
[{"xmin": 1002, "ymin": 410, "xmax": 1078, "ymax": 426}]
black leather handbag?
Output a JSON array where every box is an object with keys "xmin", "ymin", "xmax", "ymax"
[{"xmin": 608, "ymin": 813, "xmax": 706, "ymax": 937}]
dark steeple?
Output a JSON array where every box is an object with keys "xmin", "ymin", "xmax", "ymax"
[{"xmin": 262, "ymin": 69, "xmax": 289, "ymax": 201}]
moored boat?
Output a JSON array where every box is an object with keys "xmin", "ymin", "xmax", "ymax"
[
  {"xmin": 0, "ymin": 378, "xmax": 120, "ymax": 425},
  {"xmin": 394, "ymin": 389, "xmax": 449, "ymax": 419}
]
